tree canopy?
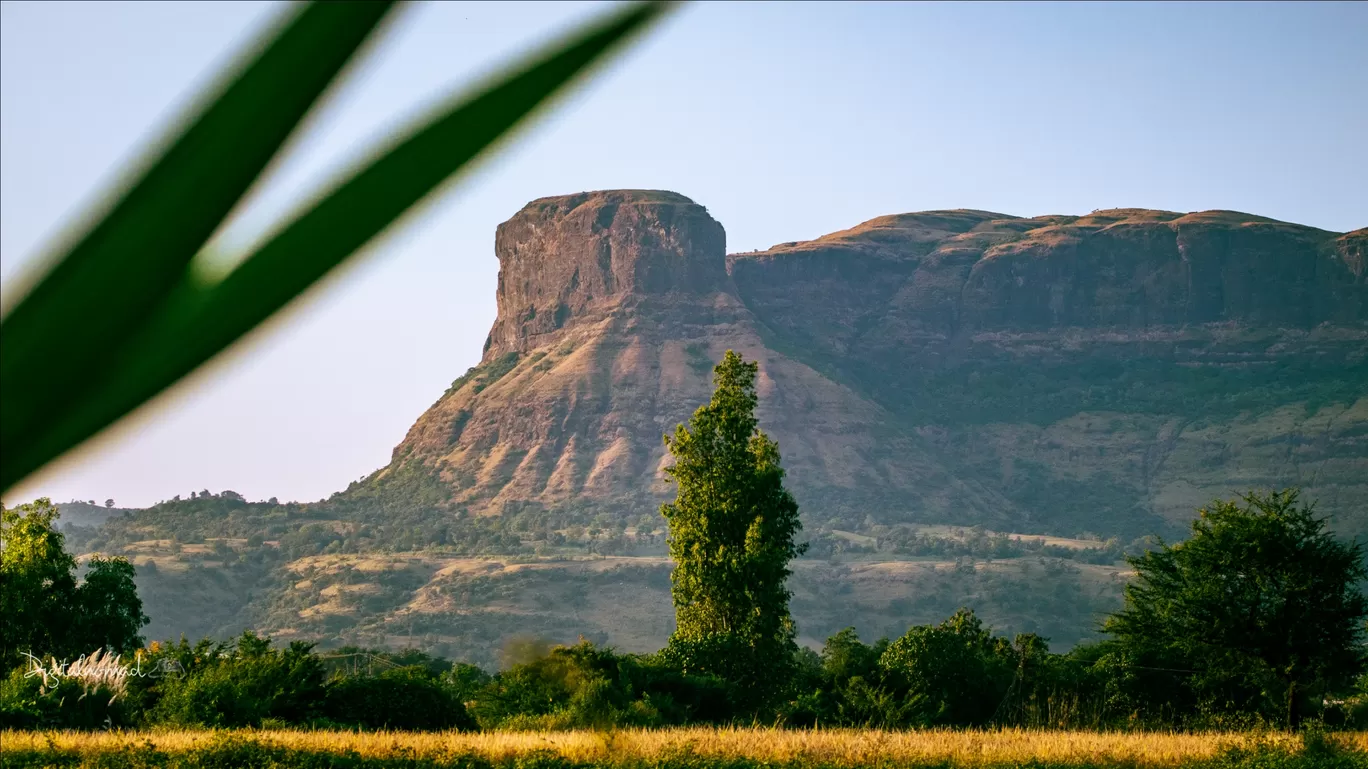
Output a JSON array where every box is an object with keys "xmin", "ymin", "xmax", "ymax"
[
  {"xmin": 0, "ymin": 498, "xmax": 148, "ymax": 667},
  {"xmin": 1104, "ymin": 489, "xmax": 1368, "ymax": 726}
]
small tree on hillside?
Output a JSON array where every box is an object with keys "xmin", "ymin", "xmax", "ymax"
[
  {"xmin": 1104, "ymin": 489, "xmax": 1368, "ymax": 726},
  {"xmin": 659, "ymin": 350, "xmax": 805, "ymax": 708}
]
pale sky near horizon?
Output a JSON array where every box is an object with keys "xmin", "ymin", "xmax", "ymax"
[{"xmin": 2, "ymin": 1, "xmax": 1365, "ymax": 509}]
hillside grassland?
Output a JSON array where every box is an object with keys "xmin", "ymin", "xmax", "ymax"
[
  {"xmin": 4, "ymin": 728, "xmax": 1366, "ymax": 768},
  {"xmin": 97, "ymin": 543, "xmax": 1126, "ymax": 669},
  {"xmin": 59, "ymin": 485, "xmax": 1137, "ymax": 668}
]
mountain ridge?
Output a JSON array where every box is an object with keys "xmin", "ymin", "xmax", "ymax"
[{"xmin": 360, "ymin": 190, "xmax": 1366, "ymax": 540}]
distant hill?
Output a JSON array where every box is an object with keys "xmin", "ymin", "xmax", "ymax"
[
  {"xmin": 59, "ymin": 192, "xmax": 1366, "ymax": 664},
  {"xmin": 54, "ymin": 499, "xmax": 133, "ymax": 529}
]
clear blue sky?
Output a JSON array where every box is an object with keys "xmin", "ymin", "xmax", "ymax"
[{"xmin": 3, "ymin": 1, "xmax": 1365, "ymax": 508}]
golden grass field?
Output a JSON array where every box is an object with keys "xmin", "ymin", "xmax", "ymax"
[{"xmin": 4, "ymin": 727, "xmax": 1366, "ymax": 767}]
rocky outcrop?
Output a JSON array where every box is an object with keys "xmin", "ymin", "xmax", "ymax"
[
  {"xmin": 483, "ymin": 190, "xmax": 727, "ymax": 361},
  {"xmin": 366, "ymin": 193, "xmax": 1367, "ymax": 539}
]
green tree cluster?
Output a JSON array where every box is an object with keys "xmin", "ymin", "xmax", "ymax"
[
  {"xmin": 0, "ymin": 498, "xmax": 148, "ymax": 668},
  {"xmin": 1105, "ymin": 489, "xmax": 1368, "ymax": 727}
]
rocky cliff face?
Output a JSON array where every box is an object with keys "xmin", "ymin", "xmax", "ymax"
[
  {"xmin": 387, "ymin": 191, "xmax": 1005, "ymax": 529},
  {"xmin": 367, "ymin": 193, "xmax": 1367, "ymax": 539},
  {"xmin": 483, "ymin": 191, "xmax": 728, "ymax": 361},
  {"xmin": 730, "ymin": 209, "xmax": 1365, "ymax": 364}
]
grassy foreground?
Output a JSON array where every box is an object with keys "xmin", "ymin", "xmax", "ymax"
[{"xmin": 2, "ymin": 729, "xmax": 1366, "ymax": 769}]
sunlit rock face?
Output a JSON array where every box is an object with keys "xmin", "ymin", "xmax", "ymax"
[
  {"xmin": 365, "ymin": 193, "xmax": 1367, "ymax": 539},
  {"xmin": 483, "ymin": 190, "xmax": 729, "ymax": 361}
]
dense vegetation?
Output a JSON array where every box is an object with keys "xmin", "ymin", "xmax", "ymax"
[
  {"xmin": 0, "ymin": 500, "xmax": 147, "ymax": 670},
  {"xmin": 3, "ymin": 609, "xmax": 1367, "ymax": 732}
]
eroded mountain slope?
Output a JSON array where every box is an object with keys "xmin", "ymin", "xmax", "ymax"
[{"xmin": 354, "ymin": 192, "xmax": 1366, "ymax": 538}]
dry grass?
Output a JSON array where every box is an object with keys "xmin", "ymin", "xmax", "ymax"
[{"xmin": 5, "ymin": 728, "xmax": 1363, "ymax": 767}]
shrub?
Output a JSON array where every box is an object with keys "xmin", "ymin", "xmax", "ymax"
[
  {"xmin": 323, "ymin": 665, "xmax": 475, "ymax": 730},
  {"xmin": 879, "ymin": 608, "xmax": 1016, "ymax": 726},
  {"xmin": 0, "ymin": 665, "xmax": 130, "ymax": 729},
  {"xmin": 141, "ymin": 631, "xmax": 324, "ymax": 727},
  {"xmin": 469, "ymin": 640, "xmax": 735, "ymax": 730}
]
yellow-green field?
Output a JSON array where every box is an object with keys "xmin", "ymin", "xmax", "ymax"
[{"xmin": 3, "ymin": 728, "xmax": 1365, "ymax": 768}]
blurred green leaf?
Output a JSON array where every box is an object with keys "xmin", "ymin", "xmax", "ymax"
[
  {"xmin": 0, "ymin": 1, "xmax": 673, "ymax": 494},
  {"xmin": 0, "ymin": 1, "xmax": 398, "ymax": 490}
]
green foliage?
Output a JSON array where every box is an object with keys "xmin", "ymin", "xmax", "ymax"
[
  {"xmin": 72, "ymin": 556, "xmax": 147, "ymax": 657},
  {"xmin": 323, "ymin": 665, "xmax": 476, "ymax": 731},
  {"xmin": 878, "ymin": 608, "xmax": 1017, "ymax": 726},
  {"xmin": 780, "ymin": 613, "xmax": 1051, "ymax": 729},
  {"xmin": 780, "ymin": 627, "xmax": 911, "ymax": 728},
  {"xmin": 470, "ymin": 640, "xmax": 732, "ymax": 730},
  {"xmin": 0, "ymin": 666, "xmax": 130, "ymax": 730},
  {"xmin": 1329, "ymin": 672, "xmax": 1368, "ymax": 729},
  {"xmin": 326, "ymin": 646, "xmax": 457, "ymax": 678},
  {"xmin": 95, "ymin": 634, "xmax": 488, "ymax": 731},
  {"xmin": 3, "ymin": 601, "xmax": 1367, "ymax": 734},
  {"xmin": 136, "ymin": 632, "xmax": 326, "ymax": 727},
  {"xmin": 443, "ymin": 662, "xmax": 495, "ymax": 701},
  {"xmin": 5, "ymin": 476, "xmax": 1366, "ymax": 735},
  {"xmin": 660, "ymin": 351, "xmax": 806, "ymax": 708},
  {"xmin": 0, "ymin": 498, "xmax": 78, "ymax": 667},
  {"xmin": 1105, "ymin": 489, "xmax": 1368, "ymax": 726},
  {"xmin": 0, "ymin": 498, "xmax": 147, "ymax": 668},
  {"xmin": 473, "ymin": 641, "xmax": 624, "ymax": 728},
  {"xmin": 876, "ymin": 526, "xmax": 1128, "ymax": 564},
  {"xmin": 340, "ymin": 459, "xmax": 454, "ymax": 517},
  {"xmin": 782, "ymin": 595, "xmax": 1367, "ymax": 731}
]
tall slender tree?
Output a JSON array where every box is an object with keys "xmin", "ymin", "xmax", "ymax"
[{"xmin": 659, "ymin": 350, "xmax": 805, "ymax": 707}]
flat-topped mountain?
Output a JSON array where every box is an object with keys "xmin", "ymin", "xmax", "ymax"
[
  {"xmin": 355, "ymin": 191, "xmax": 1366, "ymax": 540},
  {"xmin": 82, "ymin": 192, "xmax": 1366, "ymax": 664}
]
